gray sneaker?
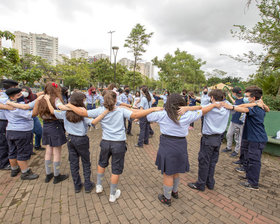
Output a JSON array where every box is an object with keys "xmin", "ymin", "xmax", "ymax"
[
  {"xmin": 230, "ymin": 151, "xmax": 238, "ymax": 157},
  {"xmin": 222, "ymin": 148, "xmax": 231, "ymax": 153},
  {"xmin": 235, "ymin": 167, "xmax": 245, "ymax": 173}
]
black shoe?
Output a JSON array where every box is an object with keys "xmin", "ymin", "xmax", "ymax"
[
  {"xmin": 233, "ymin": 160, "xmax": 241, "ymax": 165},
  {"xmin": 135, "ymin": 144, "xmax": 143, "ymax": 148},
  {"xmin": 238, "ymin": 175, "xmax": 247, "ymax": 180},
  {"xmin": 11, "ymin": 167, "xmax": 21, "ymax": 177},
  {"xmin": 45, "ymin": 173, "xmax": 54, "ymax": 183},
  {"xmin": 235, "ymin": 167, "xmax": 245, "ymax": 173},
  {"xmin": 158, "ymin": 194, "xmax": 171, "ymax": 206},
  {"xmin": 85, "ymin": 182, "xmax": 95, "ymax": 193},
  {"xmin": 240, "ymin": 181, "xmax": 259, "ymax": 190},
  {"xmin": 230, "ymin": 152, "xmax": 238, "ymax": 157},
  {"xmin": 75, "ymin": 184, "xmax": 83, "ymax": 193},
  {"xmin": 171, "ymin": 191, "xmax": 178, "ymax": 199},
  {"xmin": 53, "ymin": 174, "xmax": 69, "ymax": 184},
  {"xmin": 3, "ymin": 164, "xmax": 11, "ymax": 170},
  {"xmin": 206, "ymin": 185, "xmax": 214, "ymax": 190},
  {"xmin": 188, "ymin": 183, "xmax": 204, "ymax": 191},
  {"xmin": 221, "ymin": 148, "xmax": 231, "ymax": 153},
  {"xmin": 21, "ymin": 169, "xmax": 39, "ymax": 180},
  {"xmin": 35, "ymin": 146, "xmax": 45, "ymax": 151},
  {"xmin": 127, "ymin": 133, "xmax": 133, "ymax": 136}
]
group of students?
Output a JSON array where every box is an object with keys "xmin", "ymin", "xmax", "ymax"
[{"xmin": 0, "ymin": 79, "xmax": 269, "ymax": 206}]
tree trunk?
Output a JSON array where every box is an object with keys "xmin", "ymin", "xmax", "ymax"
[
  {"xmin": 277, "ymin": 86, "xmax": 280, "ymax": 96},
  {"xmin": 133, "ymin": 58, "xmax": 137, "ymax": 91}
]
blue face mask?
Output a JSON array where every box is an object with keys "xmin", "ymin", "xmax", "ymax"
[
  {"xmin": 233, "ymin": 95, "xmax": 237, "ymax": 100},
  {"xmin": 243, "ymin": 97, "xmax": 250, "ymax": 103}
]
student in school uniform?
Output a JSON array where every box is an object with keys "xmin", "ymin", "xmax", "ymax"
[
  {"xmin": 9, "ymin": 82, "xmax": 70, "ymax": 184},
  {"xmin": 186, "ymin": 89, "xmax": 230, "ymax": 191},
  {"xmin": 159, "ymin": 91, "xmax": 169, "ymax": 107},
  {"xmin": 147, "ymin": 94, "xmax": 220, "ymax": 206},
  {"xmin": 67, "ymin": 90, "xmax": 162, "ymax": 202},
  {"xmin": 3, "ymin": 88, "xmax": 41, "ymax": 180},
  {"xmin": 188, "ymin": 91, "xmax": 200, "ymax": 130},
  {"xmin": 200, "ymin": 87, "xmax": 211, "ymax": 131},
  {"xmin": 0, "ymin": 79, "xmax": 19, "ymax": 170},
  {"xmin": 223, "ymin": 86, "xmax": 269, "ymax": 190},
  {"xmin": 119, "ymin": 86, "xmax": 133, "ymax": 136},
  {"xmin": 86, "ymin": 87, "xmax": 100, "ymax": 110},
  {"xmin": 44, "ymin": 92, "xmax": 109, "ymax": 193},
  {"xmin": 135, "ymin": 86, "xmax": 154, "ymax": 148},
  {"xmin": 221, "ymin": 87, "xmax": 245, "ymax": 157}
]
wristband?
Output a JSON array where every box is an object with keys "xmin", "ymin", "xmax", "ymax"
[{"xmin": 232, "ymin": 105, "xmax": 235, "ymax": 110}]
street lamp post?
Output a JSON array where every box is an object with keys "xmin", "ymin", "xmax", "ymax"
[
  {"xmin": 112, "ymin": 46, "xmax": 119, "ymax": 83},
  {"xmin": 108, "ymin": 31, "xmax": 115, "ymax": 63}
]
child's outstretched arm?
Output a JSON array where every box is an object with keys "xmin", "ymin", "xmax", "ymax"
[
  {"xmin": 67, "ymin": 103, "xmax": 88, "ymax": 117},
  {"xmin": 178, "ymin": 106, "xmax": 202, "ymax": 115},
  {"xmin": 91, "ymin": 109, "xmax": 109, "ymax": 126},
  {"xmin": 44, "ymin": 95, "xmax": 55, "ymax": 114}
]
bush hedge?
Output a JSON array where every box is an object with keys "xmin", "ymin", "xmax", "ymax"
[{"xmin": 263, "ymin": 95, "xmax": 280, "ymax": 111}]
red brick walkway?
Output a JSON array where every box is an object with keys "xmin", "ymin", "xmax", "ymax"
[{"xmin": 0, "ymin": 121, "xmax": 279, "ymax": 223}]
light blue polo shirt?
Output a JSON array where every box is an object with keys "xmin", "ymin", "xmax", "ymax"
[
  {"xmin": 87, "ymin": 106, "xmax": 132, "ymax": 141},
  {"xmin": 0, "ymin": 92, "xmax": 8, "ymax": 120},
  {"xmin": 119, "ymin": 93, "xmax": 133, "ymax": 104},
  {"xmin": 54, "ymin": 110, "xmax": 93, "ymax": 136},
  {"xmin": 139, "ymin": 97, "xmax": 152, "ymax": 109},
  {"xmin": 86, "ymin": 93, "xmax": 99, "ymax": 105},
  {"xmin": 4, "ymin": 102, "xmax": 33, "ymax": 131},
  {"xmin": 201, "ymin": 94, "xmax": 211, "ymax": 106},
  {"xmin": 147, "ymin": 110, "xmax": 202, "ymax": 137},
  {"xmin": 160, "ymin": 95, "xmax": 168, "ymax": 104},
  {"xmin": 202, "ymin": 103, "xmax": 231, "ymax": 135}
]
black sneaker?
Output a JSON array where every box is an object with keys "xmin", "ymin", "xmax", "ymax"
[
  {"xmin": 75, "ymin": 184, "xmax": 83, "ymax": 193},
  {"xmin": 233, "ymin": 160, "xmax": 241, "ymax": 165},
  {"xmin": 45, "ymin": 173, "xmax": 54, "ymax": 183},
  {"xmin": 158, "ymin": 194, "xmax": 171, "ymax": 206},
  {"xmin": 206, "ymin": 185, "xmax": 214, "ymax": 190},
  {"xmin": 135, "ymin": 144, "xmax": 143, "ymax": 148},
  {"xmin": 53, "ymin": 174, "xmax": 69, "ymax": 184},
  {"xmin": 3, "ymin": 164, "xmax": 11, "ymax": 170},
  {"xmin": 21, "ymin": 169, "xmax": 39, "ymax": 180},
  {"xmin": 235, "ymin": 167, "xmax": 245, "ymax": 173},
  {"xmin": 221, "ymin": 148, "xmax": 232, "ymax": 153},
  {"xmin": 240, "ymin": 181, "xmax": 259, "ymax": 190},
  {"xmin": 171, "ymin": 191, "xmax": 178, "ymax": 199},
  {"xmin": 230, "ymin": 152, "xmax": 238, "ymax": 157},
  {"xmin": 11, "ymin": 167, "xmax": 21, "ymax": 177},
  {"xmin": 188, "ymin": 183, "xmax": 205, "ymax": 191},
  {"xmin": 85, "ymin": 182, "xmax": 95, "ymax": 193},
  {"xmin": 35, "ymin": 146, "xmax": 45, "ymax": 151}
]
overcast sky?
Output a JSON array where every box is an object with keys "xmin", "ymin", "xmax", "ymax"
[{"xmin": 0, "ymin": 0, "xmax": 263, "ymax": 80}]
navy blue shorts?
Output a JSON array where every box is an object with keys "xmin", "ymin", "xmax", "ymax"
[
  {"xmin": 6, "ymin": 130, "xmax": 33, "ymax": 161},
  {"xmin": 98, "ymin": 140, "xmax": 127, "ymax": 175},
  {"xmin": 156, "ymin": 134, "xmax": 189, "ymax": 175},
  {"xmin": 42, "ymin": 120, "xmax": 67, "ymax": 147}
]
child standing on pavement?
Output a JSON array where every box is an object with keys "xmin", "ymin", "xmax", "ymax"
[
  {"xmin": 147, "ymin": 93, "xmax": 220, "ymax": 206},
  {"xmin": 44, "ymin": 92, "xmax": 109, "ymax": 193},
  {"xmin": 67, "ymin": 90, "xmax": 162, "ymax": 202}
]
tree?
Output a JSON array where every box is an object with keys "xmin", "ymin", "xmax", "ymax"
[
  {"xmin": 0, "ymin": 30, "xmax": 15, "ymax": 41},
  {"xmin": 124, "ymin": 24, "xmax": 153, "ymax": 90},
  {"xmin": 89, "ymin": 58, "xmax": 113, "ymax": 86},
  {"xmin": 121, "ymin": 71, "xmax": 143, "ymax": 88},
  {"xmin": 152, "ymin": 49, "xmax": 206, "ymax": 93},
  {"xmin": 230, "ymin": 0, "xmax": 280, "ymax": 95},
  {"xmin": 56, "ymin": 58, "xmax": 90, "ymax": 89}
]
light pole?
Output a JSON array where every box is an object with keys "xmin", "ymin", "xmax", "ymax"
[
  {"xmin": 112, "ymin": 46, "xmax": 119, "ymax": 83},
  {"xmin": 108, "ymin": 31, "xmax": 115, "ymax": 63}
]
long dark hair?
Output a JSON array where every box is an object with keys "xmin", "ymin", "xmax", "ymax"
[
  {"xmin": 38, "ymin": 82, "xmax": 63, "ymax": 119},
  {"xmin": 104, "ymin": 90, "xmax": 116, "ymax": 111},
  {"xmin": 66, "ymin": 92, "xmax": 85, "ymax": 123},
  {"xmin": 142, "ymin": 86, "xmax": 151, "ymax": 102},
  {"xmin": 22, "ymin": 86, "xmax": 37, "ymax": 103},
  {"xmin": 165, "ymin": 93, "xmax": 187, "ymax": 124}
]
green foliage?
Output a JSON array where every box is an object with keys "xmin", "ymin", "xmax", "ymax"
[
  {"xmin": 0, "ymin": 30, "xmax": 15, "ymax": 41},
  {"xmin": 122, "ymin": 71, "xmax": 143, "ymax": 88},
  {"xmin": 263, "ymin": 94, "xmax": 280, "ymax": 111},
  {"xmin": 254, "ymin": 70, "xmax": 280, "ymax": 95},
  {"xmin": 124, "ymin": 23, "xmax": 153, "ymax": 89},
  {"xmin": 56, "ymin": 58, "xmax": 90, "ymax": 89},
  {"xmin": 153, "ymin": 49, "xmax": 206, "ymax": 93}
]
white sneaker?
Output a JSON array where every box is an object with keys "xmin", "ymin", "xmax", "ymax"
[
  {"xmin": 96, "ymin": 185, "xmax": 103, "ymax": 194},
  {"xmin": 109, "ymin": 189, "xmax": 121, "ymax": 203}
]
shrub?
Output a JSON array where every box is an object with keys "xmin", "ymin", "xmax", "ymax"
[{"xmin": 263, "ymin": 95, "xmax": 280, "ymax": 111}]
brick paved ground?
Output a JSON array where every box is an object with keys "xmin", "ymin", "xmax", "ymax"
[{"xmin": 0, "ymin": 120, "xmax": 280, "ymax": 224}]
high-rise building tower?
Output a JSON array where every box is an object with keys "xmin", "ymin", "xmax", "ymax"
[{"xmin": 70, "ymin": 49, "xmax": 89, "ymax": 59}]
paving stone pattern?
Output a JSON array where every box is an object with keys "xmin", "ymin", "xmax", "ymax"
[{"xmin": 0, "ymin": 121, "xmax": 280, "ymax": 224}]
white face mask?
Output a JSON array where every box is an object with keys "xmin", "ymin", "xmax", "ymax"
[{"xmin": 22, "ymin": 91, "xmax": 29, "ymax": 98}]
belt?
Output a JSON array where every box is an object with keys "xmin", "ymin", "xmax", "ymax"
[
  {"xmin": 203, "ymin": 134, "xmax": 222, "ymax": 137},
  {"xmin": 0, "ymin": 119, "xmax": 8, "ymax": 122},
  {"xmin": 162, "ymin": 134, "xmax": 185, "ymax": 139},
  {"xmin": 102, "ymin": 139, "xmax": 125, "ymax": 143},
  {"xmin": 68, "ymin": 134, "xmax": 87, "ymax": 137}
]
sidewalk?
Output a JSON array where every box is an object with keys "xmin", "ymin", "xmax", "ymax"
[{"xmin": 0, "ymin": 121, "xmax": 279, "ymax": 224}]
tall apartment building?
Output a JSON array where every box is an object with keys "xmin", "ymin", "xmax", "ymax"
[
  {"xmin": 12, "ymin": 31, "xmax": 58, "ymax": 65},
  {"xmin": 70, "ymin": 49, "xmax": 88, "ymax": 59},
  {"xmin": 119, "ymin": 58, "xmax": 154, "ymax": 79},
  {"xmin": 94, "ymin": 54, "xmax": 109, "ymax": 60}
]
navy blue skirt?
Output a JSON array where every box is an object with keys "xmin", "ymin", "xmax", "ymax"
[
  {"xmin": 155, "ymin": 134, "xmax": 189, "ymax": 175},
  {"xmin": 42, "ymin": 120, "xmax": 67, "ymax": 147}
]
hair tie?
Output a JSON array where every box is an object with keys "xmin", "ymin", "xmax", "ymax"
[{"xmin": 52, "ymin": 82, "xmax": 58, "ymax": 88}]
